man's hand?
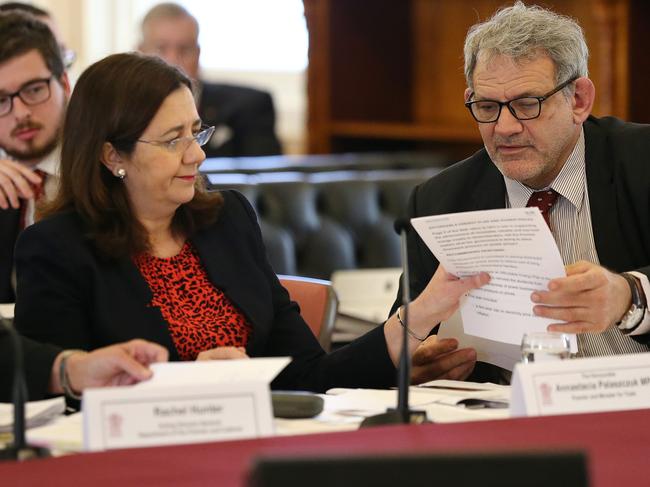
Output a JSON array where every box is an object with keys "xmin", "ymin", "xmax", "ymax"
[
  {"xmin": 196, "ymin": 346, "xmax": 249, "ymax": 361},
  {"xmin": 410, "ymin": 335, "xmax": 477, "ymax": 384},
  {"xmin": 531, "ymin": 260, "xmax": 631, "ymax": 334},
  {"xmin": 60, "ymin": 339, "xmax": 169, "ymax": 394},
  {"xmin": 0, "ymin": 159, "xmax": 42, "ymax": 209}
]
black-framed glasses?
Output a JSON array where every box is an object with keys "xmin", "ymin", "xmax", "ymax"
[
  {"xmin": 0, "ymin": 77, "xmax": 53, "ymax": 117},
  {"xmin": 137, "ymin": 125, "xmax": 215, "ymax": 153},
  {"xmin": 465, "ymin": 76, "xmax": 578, "ymax": 123}
]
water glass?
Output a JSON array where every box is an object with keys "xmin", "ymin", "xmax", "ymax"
[{"xmin": 521, "ymin": 332, "xmax": 571, "ymax": 363}]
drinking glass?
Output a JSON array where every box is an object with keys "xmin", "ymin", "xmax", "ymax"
[{"xmin": 521, "ymin": 332, "xmax": 571, "ymax": 363}]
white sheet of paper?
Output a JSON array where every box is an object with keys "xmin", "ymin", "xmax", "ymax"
[
  {"xmin": 135, "ymin": 357, "xmax": 291, "ymax": 388},
  {"xmin": 0, "ymin": 397, "xmax": 65, "ymax": 433},
  {"xmin": 438, "ymin": 311, "xmax": 523, "ymax": 371},
  {"xmin": 412, "ymin": 208, "xmax": 577, "ymax": 351},
  {"xmin": 27, "ymin": 412, "xmax": 83, "ymax": 452},
  {"xmin": 0, "ymin": 303, "xmax": 14, "ymax": 319},
  {"xmin": 321, "ymin": 387, "xmax": 510, "ymax": 424}
]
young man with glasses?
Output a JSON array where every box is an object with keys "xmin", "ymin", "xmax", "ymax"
[
  {"xmin": 0, "ymin": 11, "xmax": 70, "ymax": 303},
  {"xmin": 387, "ymin": 2, "xmax": 649, "ymax": 383}
]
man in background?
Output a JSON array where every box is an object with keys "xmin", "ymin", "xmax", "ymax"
[
  {"xmin": 139, "ymin": 2, "xmax": 282, "ymax": 158},
  {"xmin": 0, "ymin": 10, "xmax": 69, "ymax": 303},
  {"xmin": 398, "ymin": 1, "xmax": 649, "ymax": 383}
]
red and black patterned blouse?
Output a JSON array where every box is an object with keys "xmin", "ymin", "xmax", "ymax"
[{"xmin": 133, "ymin": 242, "xmax": 252, "ymax": 360}]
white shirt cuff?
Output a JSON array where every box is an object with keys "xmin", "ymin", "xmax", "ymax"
[{"xmin": 626, "ymin": 271, "xmax": 650, "ymax": 336}]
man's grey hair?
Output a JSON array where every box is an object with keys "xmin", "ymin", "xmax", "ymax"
[
  {"xmin": 463, "ymin": 1, "xmax": 588, "ymax": 90},
  {"xmin": 140, "ymin": 2, "xmax": 199, "ymax": 39}
]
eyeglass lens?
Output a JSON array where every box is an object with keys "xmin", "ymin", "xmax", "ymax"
[
  {"xmin": 0, "ymin": 80, "xmax": 51, "ymax": 116},
  {"xmin": 472, "ymin": 98, "xmax": 540, "ymax": 122}
]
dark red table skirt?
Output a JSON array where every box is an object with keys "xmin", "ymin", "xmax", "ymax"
[{"xmin": 1, "ymin": 408, "xmax": 648, "ymax": 486}]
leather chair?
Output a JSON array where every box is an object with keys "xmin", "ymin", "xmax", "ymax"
[
  {"xmin": 279, "ymin": 275, "xmax": 337, "ymax": 352},
  {"xmin": 207, "ymin": 168, "xmax": 441, "ymax": 279}
]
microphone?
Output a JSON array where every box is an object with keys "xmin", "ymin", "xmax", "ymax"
[
  {"xmin": 393, "ymin": 217, "xmax": 410, "ymax": 235},
  {"xmin": 360, "ymin": 217, "xmax": 428, "ymax": 427},
  {"xmin": 0, "ymin": 318, "xmax": 50, "ymax": 461}
]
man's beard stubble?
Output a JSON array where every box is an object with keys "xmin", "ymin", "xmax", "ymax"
[
  {"xmin": 3, "ymin": 104, "xmax": 65, "ymax": 162},
  {"xmin": 4, "ymin": 131, "xmax": 59, "ymax": 161}
]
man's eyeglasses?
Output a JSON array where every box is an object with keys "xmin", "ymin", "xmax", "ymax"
[
  {"xmin": 465, "ymin": 76, "xmax": 578, "ymax": 123},
  {"xmin": 0, "ymin": 77, "xmax": 53, "ymax": 117},
  {"xmin": 137, "ymin": 125, "xmax": 215, "ymax": 153}
]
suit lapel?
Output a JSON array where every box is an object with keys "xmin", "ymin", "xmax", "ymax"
[
  {"xmin": 114, "ymin": 255, "xmax": 180, "ymax": 359},
  {"xmin": 191, "ymin": 223, "xmax": 263, "ymax": 327},
  {"xmin": 583, "ymin": 118, "xmax": 627, "ymax": 270},
  {"xmin": 469, "ymin": 151, "xmax": 507, "ymax": 211}
]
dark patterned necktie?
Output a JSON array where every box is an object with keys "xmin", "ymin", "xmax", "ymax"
[
  {"xmin": 526, "ymin": 189, "xmax": 558, "ymax": 228},
  {"xmin": 19, "ymin": 169, "xmax": 47, "ymax": 230}
]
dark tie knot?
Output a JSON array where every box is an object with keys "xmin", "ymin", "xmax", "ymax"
[{"xmin": 526, "ymin": 189, "xmax": 558, "ymax": 227}]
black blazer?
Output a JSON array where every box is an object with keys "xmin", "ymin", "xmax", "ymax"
[
  {"xmin": 0, "ymin": 207, "xmax": 20, "ymax": 303},
  {"xmin": 0, "ymin": 334, "xmax": 60, "ymax": 402},
  {"xmin": 199, "ymin": 82, "xmax": 282, "ymax": 158},
  {"xmin": 390, "ymin": 116, "xmax": 650, "ymax": 343},
  {"xmin": 14, "ymin": 191, "xmax": 396, "ymax": 392}
]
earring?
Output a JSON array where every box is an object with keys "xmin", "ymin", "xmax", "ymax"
[{"xmin": 116, "ymin": 168, "xmax": 126, "ymax": 179}]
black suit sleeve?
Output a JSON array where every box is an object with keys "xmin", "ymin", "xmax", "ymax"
[
  {"xmin": 13, "ymin": 220, "xmax": 93, "ymax": 351},
  {"xmin": 0, "ymin": 208, "xmax": 20, "ymax": 303},
  {"xmin": 0, "ymin": 334, "xmax": 60, "ymax": 402},
  {"xmin": 230, "ymin": 90, "xmax": 282, "ymax": 157},
  {"xmin": 230, "ymin": 191, "xmax": 397, "ymax": 392},
  {"xmin": 200, "ymin": 84, "xmax": 282, "ymax": 158}
]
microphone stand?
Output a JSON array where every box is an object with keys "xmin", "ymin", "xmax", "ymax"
[
  {"xmin": 0, "ymin": 317, "xmax": 50, "ymax": 461},
  {"xmin": 360, "ymin": 220, "xmax": 428, "ymax": 427}
]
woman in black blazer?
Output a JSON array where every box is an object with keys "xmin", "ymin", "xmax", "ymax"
[{"xmin": 14, "ymin": 53, "xmax": 488, "ymax": 392}]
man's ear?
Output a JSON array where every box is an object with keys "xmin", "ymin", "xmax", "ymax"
[
  {"xmin": 464, "ymin": 87, "xmax": 473, "ymax": 103},
  {"xmin": 100, "ymin": 142, "xmax": 123, "ymax": 176},
  {"xmin": 572, "ymin": 77, "xmax": 595, "ymax": 124},
  {"xmin": 60, "ymin": 72, "xmax": 71, "ymax": 98}
]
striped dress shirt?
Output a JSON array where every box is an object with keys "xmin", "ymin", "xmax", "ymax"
[{"xmin": 504, "ymin": 128, "xmax": 649, "ymax": 357}]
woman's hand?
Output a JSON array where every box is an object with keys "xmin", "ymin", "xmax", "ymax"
[
  {"xmin": 410, "ymin": 265, "xmax": 490, "ymax": 327},
  {"xmin": 196, "ymin": 346, "xmax": 249, "ymax": 361},
  {"xmin": 384, "ymin": 265, "xmax": 489, "ymax": 367}
]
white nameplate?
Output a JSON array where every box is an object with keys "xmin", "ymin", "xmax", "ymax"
[
  {"xmin": 83, "ymin": 357, "xmax": 290, "ymax": 451},
  {"xmin": 510, "ymin": 353, "xmax": 650, "ymax": 417}
]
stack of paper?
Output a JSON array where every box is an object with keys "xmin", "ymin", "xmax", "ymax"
[{"xmin": 0, "ymin": 397, "xmax": 65, "ymax": 433}]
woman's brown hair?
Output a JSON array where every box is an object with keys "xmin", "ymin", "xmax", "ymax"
[{"xmin": 43, "ymin": 52, "xmax": 222, "ymax": 258}]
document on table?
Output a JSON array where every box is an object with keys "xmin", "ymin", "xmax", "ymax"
[
  {"xmin": 411, "ymin": 208, "xmax": 577, "ymax": 360},
  {"xmin": 0, "ymin": 397, "xmax": 65, "ymax": 433}
]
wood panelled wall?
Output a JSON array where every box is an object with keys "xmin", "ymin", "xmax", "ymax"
[{"xmin": 304, "ymin": 0, "xmax": 646, "ymax": 156}]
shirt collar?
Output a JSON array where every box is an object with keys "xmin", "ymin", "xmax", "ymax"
[
  {"xmin": 504, "ymin": 127, "xmax": 586, "ymax": 210},
  {"xmin": 34, "ymin": 145, "xmax": 61, "ymax": 177}
]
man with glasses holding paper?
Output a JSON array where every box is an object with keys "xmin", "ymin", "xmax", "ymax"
[
  {"xmin": 0, "ymin": 10, "xmax": 70, "ymax": 303},
  {"xmin": 391, "ymin": 1, "xmax": 649, "ymax": 383}
]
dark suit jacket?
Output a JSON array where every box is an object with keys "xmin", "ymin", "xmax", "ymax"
[
  {"xmin": 199, "ymin": 82, "xmax": 282, "ymax": 158},
  {"xmin": 390, "ymin": 116, "xmax": 650, "ymax": 345},
  {"xmin": 0, "ymin": 333, "xmax": 60, "ymax": 402},
  {"xmin": 14, "ymin": 190, "xmax": 396, "ymax": 393},
  {"xmin": 0, "ymin": 208, "xmax": 20, "ymax": 303}
]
